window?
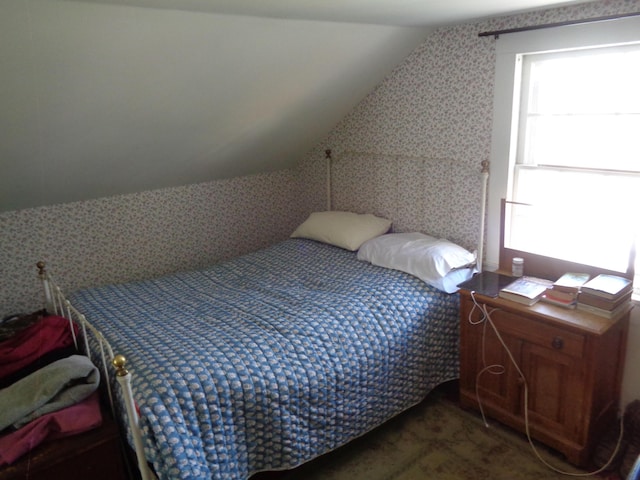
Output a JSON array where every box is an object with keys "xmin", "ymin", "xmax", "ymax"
[
  {"xmin": 486, "ymin": 16, "xmax": 640, "ymax": 296},
  {"xmin": 507, "ymin": 44, "xmax": 640, "ymax": 278}
]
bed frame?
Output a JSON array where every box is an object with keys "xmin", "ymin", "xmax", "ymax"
[
  {"xmin": 34, "ymin": 157, "xmax": 489, "ymax": 480},
  {"xmin": 36, "ymin": 261, "xmax": 154, "ymax": 479}
]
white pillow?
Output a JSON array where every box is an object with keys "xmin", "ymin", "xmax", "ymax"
[
  {"xmin": 429, "ymin": 268, "xmax": 477, "ymax": 294},
  {"xmin": 291, "ymin": 211, "xmax": 392, "ymax": 251},
  {"xmin": 357, "ymin": 232, "xmax": 477, "ymax": 293}
]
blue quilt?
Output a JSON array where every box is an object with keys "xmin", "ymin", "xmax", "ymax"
[{"xmin": 69, "ymin": 239, "xmax": 460, "ymax": 480}]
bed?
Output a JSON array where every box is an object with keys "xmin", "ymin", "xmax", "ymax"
[{"xmin": 35, "ymin": 158, "xmax": 490, "ymax": 480}]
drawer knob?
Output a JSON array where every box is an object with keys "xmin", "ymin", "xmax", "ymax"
[{"xmin": 552, "ymin": 337, "xmax": 564, "ymax": 350}]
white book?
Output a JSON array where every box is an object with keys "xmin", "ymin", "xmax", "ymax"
[{"xmin": 499, "ymin": 276, "xmax": 554, "ymax": 306}]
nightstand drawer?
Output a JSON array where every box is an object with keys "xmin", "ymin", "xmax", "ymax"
[{"xmin": 491, "ymin": 309, "xmax": 586, "ymax": 358}]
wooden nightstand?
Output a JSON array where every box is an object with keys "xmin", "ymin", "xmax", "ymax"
[
  {"xmin": 458, "ymin": 283, "xmax": 631, "ymax": 467},
  {"xmin": 0, "ymin": 407, "xmax": 129, "ymax": 480}
]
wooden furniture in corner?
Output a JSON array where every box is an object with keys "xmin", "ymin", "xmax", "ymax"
[
  {"xmin": 0, "ymin": 406, "xmax": 129, "ymax": 480},
  {"xmin": 459, "ymin": 285, "xmax": 631, "ymax": 467}
]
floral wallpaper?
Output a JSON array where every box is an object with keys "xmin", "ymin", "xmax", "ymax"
[
  {"xmin": 326, "ymin": 152, "xmax": 485, "ymax": 252},
  {"xmin": 3, "ymin": 0, "xmax": 639, "ymax": 317},
  {"xmin": 297, "ymin": 0, "xmax": 640, "ymax": 260},
  {"xmin": 1, "ymin": 170, "xmax": 301, "ymax": 315}
]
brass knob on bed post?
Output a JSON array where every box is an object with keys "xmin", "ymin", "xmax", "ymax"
[
  {"xmin": 112, "ymin": 355, "xmax": 129, "ymax": 377},
  {"xmin": 36, "ymin": 261, "xmax": 46, "ymax": 278}
]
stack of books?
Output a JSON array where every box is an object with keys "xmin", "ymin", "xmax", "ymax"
[
  {"xmin": 499, "ymin": 276, "xmax": 554, "ymax": 306},
  {"xmin": 541, "ymin": 272, "xmax": 591, "ymax": 309},
  {"xmin": 577, "ymin": 274, "xmax": 633, "ymax": 318}
]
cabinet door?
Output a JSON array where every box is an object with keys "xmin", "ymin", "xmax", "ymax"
[
  {"xmin": 460, "ymin": 302, "xmax": 522, "ymax": 415},
  {"xmin": 476, "ymin": 321, "xmax": 523, "ymax": 414},
  {"xmin": 520, "ymin": 341, "xmax": 586, "ymax": 442}
]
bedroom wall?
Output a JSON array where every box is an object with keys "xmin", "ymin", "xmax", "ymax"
[
  {"xmin": 296, "ymin": 0, "xmax": 640, "ymax": 405},
  {"xmin": 2, "ymin": 0, "xmax": 638, "ymax": 405},
  {"xmin": 0, "ymin": 170, "xmax": 301, "ymax": 316}
]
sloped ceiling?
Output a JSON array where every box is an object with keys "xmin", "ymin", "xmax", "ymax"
[{"xmin": 1, "ymin": 0, "xmax": 585, "ymax": 212}]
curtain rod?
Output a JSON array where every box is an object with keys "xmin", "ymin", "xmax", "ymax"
[{"xmin": 478, "ymin": 11, "xmax": 640, "ymax": 39}]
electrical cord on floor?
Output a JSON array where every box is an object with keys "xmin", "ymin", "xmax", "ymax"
[{"xmin": 468, "ymin": 291, "xmax": 626, "ymax": 477}]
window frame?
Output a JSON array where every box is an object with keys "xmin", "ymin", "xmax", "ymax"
[
  {"xmin": 516, "ymin": 44, "xmax": 640, "ymax": 173},
  {"xmin": 486, "ymin": 15, "xmax": 640, "ymax": 286}
]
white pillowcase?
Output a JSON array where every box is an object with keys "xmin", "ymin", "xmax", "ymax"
[
  {"xmin": 291, "ymin": 211, "xmax": 392, "ymax": 251},
  {"xmin": 357, "ymin": 232, "xmax": 477, "ymax": 293},
  {"xmin": 428, "ymin": 268, "xmax": 477, "ymax": 294}
]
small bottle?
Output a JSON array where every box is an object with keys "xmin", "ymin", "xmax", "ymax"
[{"xmin": 512, "ymin": 257, "xmax": 524, "ymax": 277}]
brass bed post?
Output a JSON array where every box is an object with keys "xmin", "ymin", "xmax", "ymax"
[
  {"xmin": 36, "ymin": 261, "xmax": 54, "ymax": 313},
  {"xmin": 325, "ymin": 149, "xmax": 332, "ymax": 211},
  {"xmin": 477, "ymin": 160, "xmax": 490, "ymax": 272},
  {"xmin": 113, "ymin": 355, "xmax": 155, "ymax": 480}
]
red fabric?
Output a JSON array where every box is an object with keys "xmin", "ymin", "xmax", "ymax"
[
  {"xmin": 0, "ymin": 392, "xmax": 103, "ymax": 466},
  {"xmin": 0, "ymin": 316, "xmax": 77, "ymax": 380}
]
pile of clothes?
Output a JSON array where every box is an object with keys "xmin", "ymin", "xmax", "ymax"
[{"xmin": 0, "ymin": 311, "xmax": 103, "ymax": 466}]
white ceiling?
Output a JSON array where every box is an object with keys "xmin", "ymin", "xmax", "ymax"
[
  {"xmin": 1, "ymin": 0, "xmax": 588, "ymax": 212},
  {"xmin": 84, "ymin": 0, "xmax": 588, "ymax": 27}
]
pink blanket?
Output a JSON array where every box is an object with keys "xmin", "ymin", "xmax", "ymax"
[
  {"xmin": 0, "ymin": 391, "xmax": 103, "ymax": 466},
  {"xmin": 0, "ymin": 315, "xmax": 77, "ymax": 380}
]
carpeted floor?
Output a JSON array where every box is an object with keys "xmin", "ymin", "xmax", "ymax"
[{"xmin": 254, "ymin": 382, "xmax": 597, "ymax": 480}]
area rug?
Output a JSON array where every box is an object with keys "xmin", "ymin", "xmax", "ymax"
[{"xmin": 277, "ymin": 392, "xmax": 590, "ymax": 480}]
